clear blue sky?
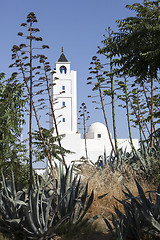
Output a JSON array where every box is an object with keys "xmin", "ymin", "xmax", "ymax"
[{"xmin": 0, "ymin": 0, "xmax": 141, "ymax": 140}]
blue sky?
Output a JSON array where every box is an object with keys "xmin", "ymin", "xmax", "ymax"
[{"xmin": 0, "ymin": 0, "xmax": 141, "ymax": 140}]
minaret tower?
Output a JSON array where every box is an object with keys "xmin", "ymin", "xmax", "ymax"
[{"xmin": 50, "ymin": 49, "xmax": 77, "ymax": 134}]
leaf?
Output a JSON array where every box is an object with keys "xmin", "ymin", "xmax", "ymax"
[
  {"xmin": 103, "ymin": 217, "xmax": 114, "ymax": 235},
  {"xmin": 77, "ymin": 190, "xmax": 94, "ymax": 223}
]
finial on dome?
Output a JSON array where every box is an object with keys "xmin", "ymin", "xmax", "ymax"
[{"xmin": 62, "ymin": 47, "xmax": 64, "ymax": 53}]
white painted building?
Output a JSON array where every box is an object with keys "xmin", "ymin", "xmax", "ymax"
[{"xmin": 50, "ymin": 51, "xmax": 139, "ymax": 165}]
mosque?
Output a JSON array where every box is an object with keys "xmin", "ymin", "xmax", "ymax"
[{"xmin": 49, "ymin": 50, "xmax": 139, "ymax": 165}]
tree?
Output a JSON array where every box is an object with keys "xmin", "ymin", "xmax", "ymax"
[
  {"xmin": 32, "ymin": 127, "xmax": 70, "ymax": 164},
  {"xmin": 113, "ymin": 1, "xmax": 160, "ymax": 81},
  {"xmin": 78, "ymin": 102, "xmax": 90, "ymax": 160},
  {"xmin": 9, "ymin": 12, "xmax": 67, "ymax": 189},
  {"xmin": 107, "ymin": 0, "xmax": 160, "ymax": 146},
  {"xmin": 87, "ymin": 56, "xmax": 117, "ymax": 155},
  {"xmin": 0, "ymin": 73, "xmax": 29, "ymax": 185},
  {"xmin": 88, "ymin": 28, "xmax": 120, "ymax": 156},
  {"xmin": 117, "ymin": 77, "xmax": 134, "ymax": 149}
]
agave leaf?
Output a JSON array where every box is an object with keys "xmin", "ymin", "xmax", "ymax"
[
  {"xmin": 103, "ymin": 217, "xmax": 114, "ymax": 235},
  {"xmin": 44, "ymin": 195, "xmax": 54, "ymax": 231},
  {"xmin": 14, "ymin": 199, "xmax": 27, "ymax": 206},
  {"xmin": 64, "ymin": 166, "xmax": 70, "ymax": 190},
  {"xmin": 1, "ymin": 173, "xmax": 9, "ymax": 198},
  {"xmin": 123, "ymin": 184, "xmax": 135, "ymax": 198},
  {"xmin": 74, "ymin": 177, "xmax": 82, "ymax": 199},
  {"xmin": 131, "ymin": 198, "xmax": 143, "ymax": 212},
  {"xmin": 22, "ymin": 226, "xmax": 35, "ymax": 238},
  {"xmin": 73, "ymin": 183, "xmax": 89, "ymax": 223},
  {"xmin": 64, "ymin": 166, "xmax": 74, "ymax": 211},
  {"xmin": 114, "ymin": 205, "xmax": 125, "ymax": 220},
  {"xmin": 135, "ymin": 180, "xmax": 151, "ymax": 210},
  {"xmin": 31, "ymin": 189, "xmax": 42, "ymax": 231},
  {"xmin": 66, "ymin": 165, "xmax": 73, "ymax": 190},
  {"xmin": 87, "ymin": 214, "xmax": 101, "ymax": 224},
  {"xmin": 2, "ymin": 194, "xmax": 16, "ymax": 219},
  {"xmin": 156, "ymin": 184, "xmax": 160, "ymax": 206},
  {"xmin": 40, "ymin": 190, "xmax": 47, "ymax": 229},
  {"xmin": 5, "ymin": 218, "xmax": 21, "ymax": 225},
  {"xmin": 143, "ymin": 211, "xmax": 160, "ymax": 231},
  {"xmin": 73, "ymin": 200, "xmax": 82, "ymax": 224},
  {"xmin": 123, "ymin": 204, "xmax": 134, "ymax": 226},
  {"xmin": 98, "ymin": 192, "xmax": 108, "ymax": 199},
  {"xmin": 81, "ymin": 182, "xmax": 88, "ymax": 207},
  {"xmin": 65, "ymin": 186, "xmax": 73, "ymax": 215},
  {"xmin": 44, "ymin": 178, "xmax": 55, "ymax": 189},
  {"xmin": 53, "ymin": 214, "xmax": 70, "ymax": 231},
  {"xmin": 77, "ymin": 190, "xmax": 94, "ymax": 223},
  {"xmin": 49, "ymin": 188, "xmax": 72, "ymax": 228},
  {"xmin": 11, "ymin": 171, "xmax": 16, "ymax": 199},
  {"xmin": 115, "ymin": 219, "xmax": 124, "ymax": 240},
  {"xmin": 23, "ymin": 206, "xmax": 40, "ymax": 236},
  {"xmin": 16, "ymin": 190, "xmax": 25, "ymax": 201}
]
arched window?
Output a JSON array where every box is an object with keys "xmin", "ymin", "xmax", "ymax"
[{"xmin": 60, "ymin": 66, "xmax": 67, "ymax": 74}]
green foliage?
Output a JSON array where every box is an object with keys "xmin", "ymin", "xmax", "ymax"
[
  {"xmin": 0, "ymin": 165, "xmax": 94, "ymax": 240},
  {"xmin": 93, "ymin": 1, "xmax": 160, "ymax": 148},
  {"xmin": 0, "ymin": 73, "xmax": 25, "ymax": 161},
  {"xmin": 32, "ymin": 127, "xmax": 71, "ymax": 163},
  {"xmin": 0, "ymin": 172, "xmax": 27, "ymax": 239},
  {"xmin": 56, "ymin": 163, "xmax": 94, "ymax": 225},
  {"xmin": 95, "ymin": 135, "xmax": 160, "ymax": 184},
  {"xmin": 113, "ymin": 0, "xmax": 160, "ymax": 82},
  {"xmin": 0, "ymin": 73, "xmax": 29, "ymax": 185},
  {"xmin": 0, "ymin": 162, "xmax": 30, "ymax": 188},
  {"xmin": 128, "ymin": 138, "xmax": 160, "ymax": 184},
  {"xmin": 104, "ymin": 180, "xmax": 160, "ymax": 240}
]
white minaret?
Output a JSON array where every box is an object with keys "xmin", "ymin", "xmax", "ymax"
[{"xmin": 50, "ymin": 49, "xmax": 77, "ymax": 134}]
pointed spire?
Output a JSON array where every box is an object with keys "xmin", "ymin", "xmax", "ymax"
[{"xmin": 58, "ymin": 47, "xmax": 68, "ymax": 62}]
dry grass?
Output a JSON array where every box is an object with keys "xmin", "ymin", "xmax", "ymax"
[{"xmin": 76, "ymin": 162, "xmax": 156, "ymax": 228}]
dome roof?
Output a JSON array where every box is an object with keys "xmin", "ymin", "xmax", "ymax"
[
  {"xmin": 86, "ymin": 122, "xmax": 110, "ymax": 140},
  {"xmin": 87, "ymin": 122, "xmax": 107, "ymax": 133}
]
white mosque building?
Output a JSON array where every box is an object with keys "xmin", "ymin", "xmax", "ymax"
[{"xmin": 49, "ymin": 50, "xmax": 139, "ymax": 165}]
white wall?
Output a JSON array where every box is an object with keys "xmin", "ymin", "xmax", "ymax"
[
  {"xmin": 50, "ymin": 62, "xmax": 77, "ymax": 134},
  {"xmin": 80, "ymin": 138, "xmax": 139, "ymax": 163},
  {"xmin": 60, "ymin": 132, "xmax": 82, "ymax": 165}
]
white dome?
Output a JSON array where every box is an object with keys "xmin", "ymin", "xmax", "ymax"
[{"xmin": 86, "ymin": 122, "xmax": 110, "ymax": 140}]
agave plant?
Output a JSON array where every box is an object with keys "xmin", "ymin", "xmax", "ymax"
[
  {"xmin": 0, "ymin": 165, "xmax": 94, "ymax": 239},
  {"xmin": 21, "ymin": 183, "xmax": 70, "ymax": 239},
  {"xmin": 104, "ymin": 180, "xmax": 160, "ymax": 240},
  {"xmin": 93, "ymin": 147, "xmax": 131, "ymax": 172},
  {"xmin": 127, "ymin": 139, "xmax": 160, "ymax": 183},
  {"xmin": 56, "ymin": 163, "xmax": 94, "ymax": 224},
  {"xmin": 0, "ymin": 172, "xmax": 27, "ymax": 238}
]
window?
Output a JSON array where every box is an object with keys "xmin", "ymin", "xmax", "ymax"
[
  {"xmin": 97, "ymin": 134, "xmax": 101, "ymax": 138},
  {"xmin": 62, "ymin": 101, "xmax": 65, "ymax": 107},
  {"xmin": 62, "ymin": 85, "xmax": 65, "ymax": 90},
  {"xmin": 62, "ymin": 118, "xmax": 65, "ymax": 122},
  {"xmin": 60, "ymin": 66, "xmax": 67, "ymax": 74}
]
